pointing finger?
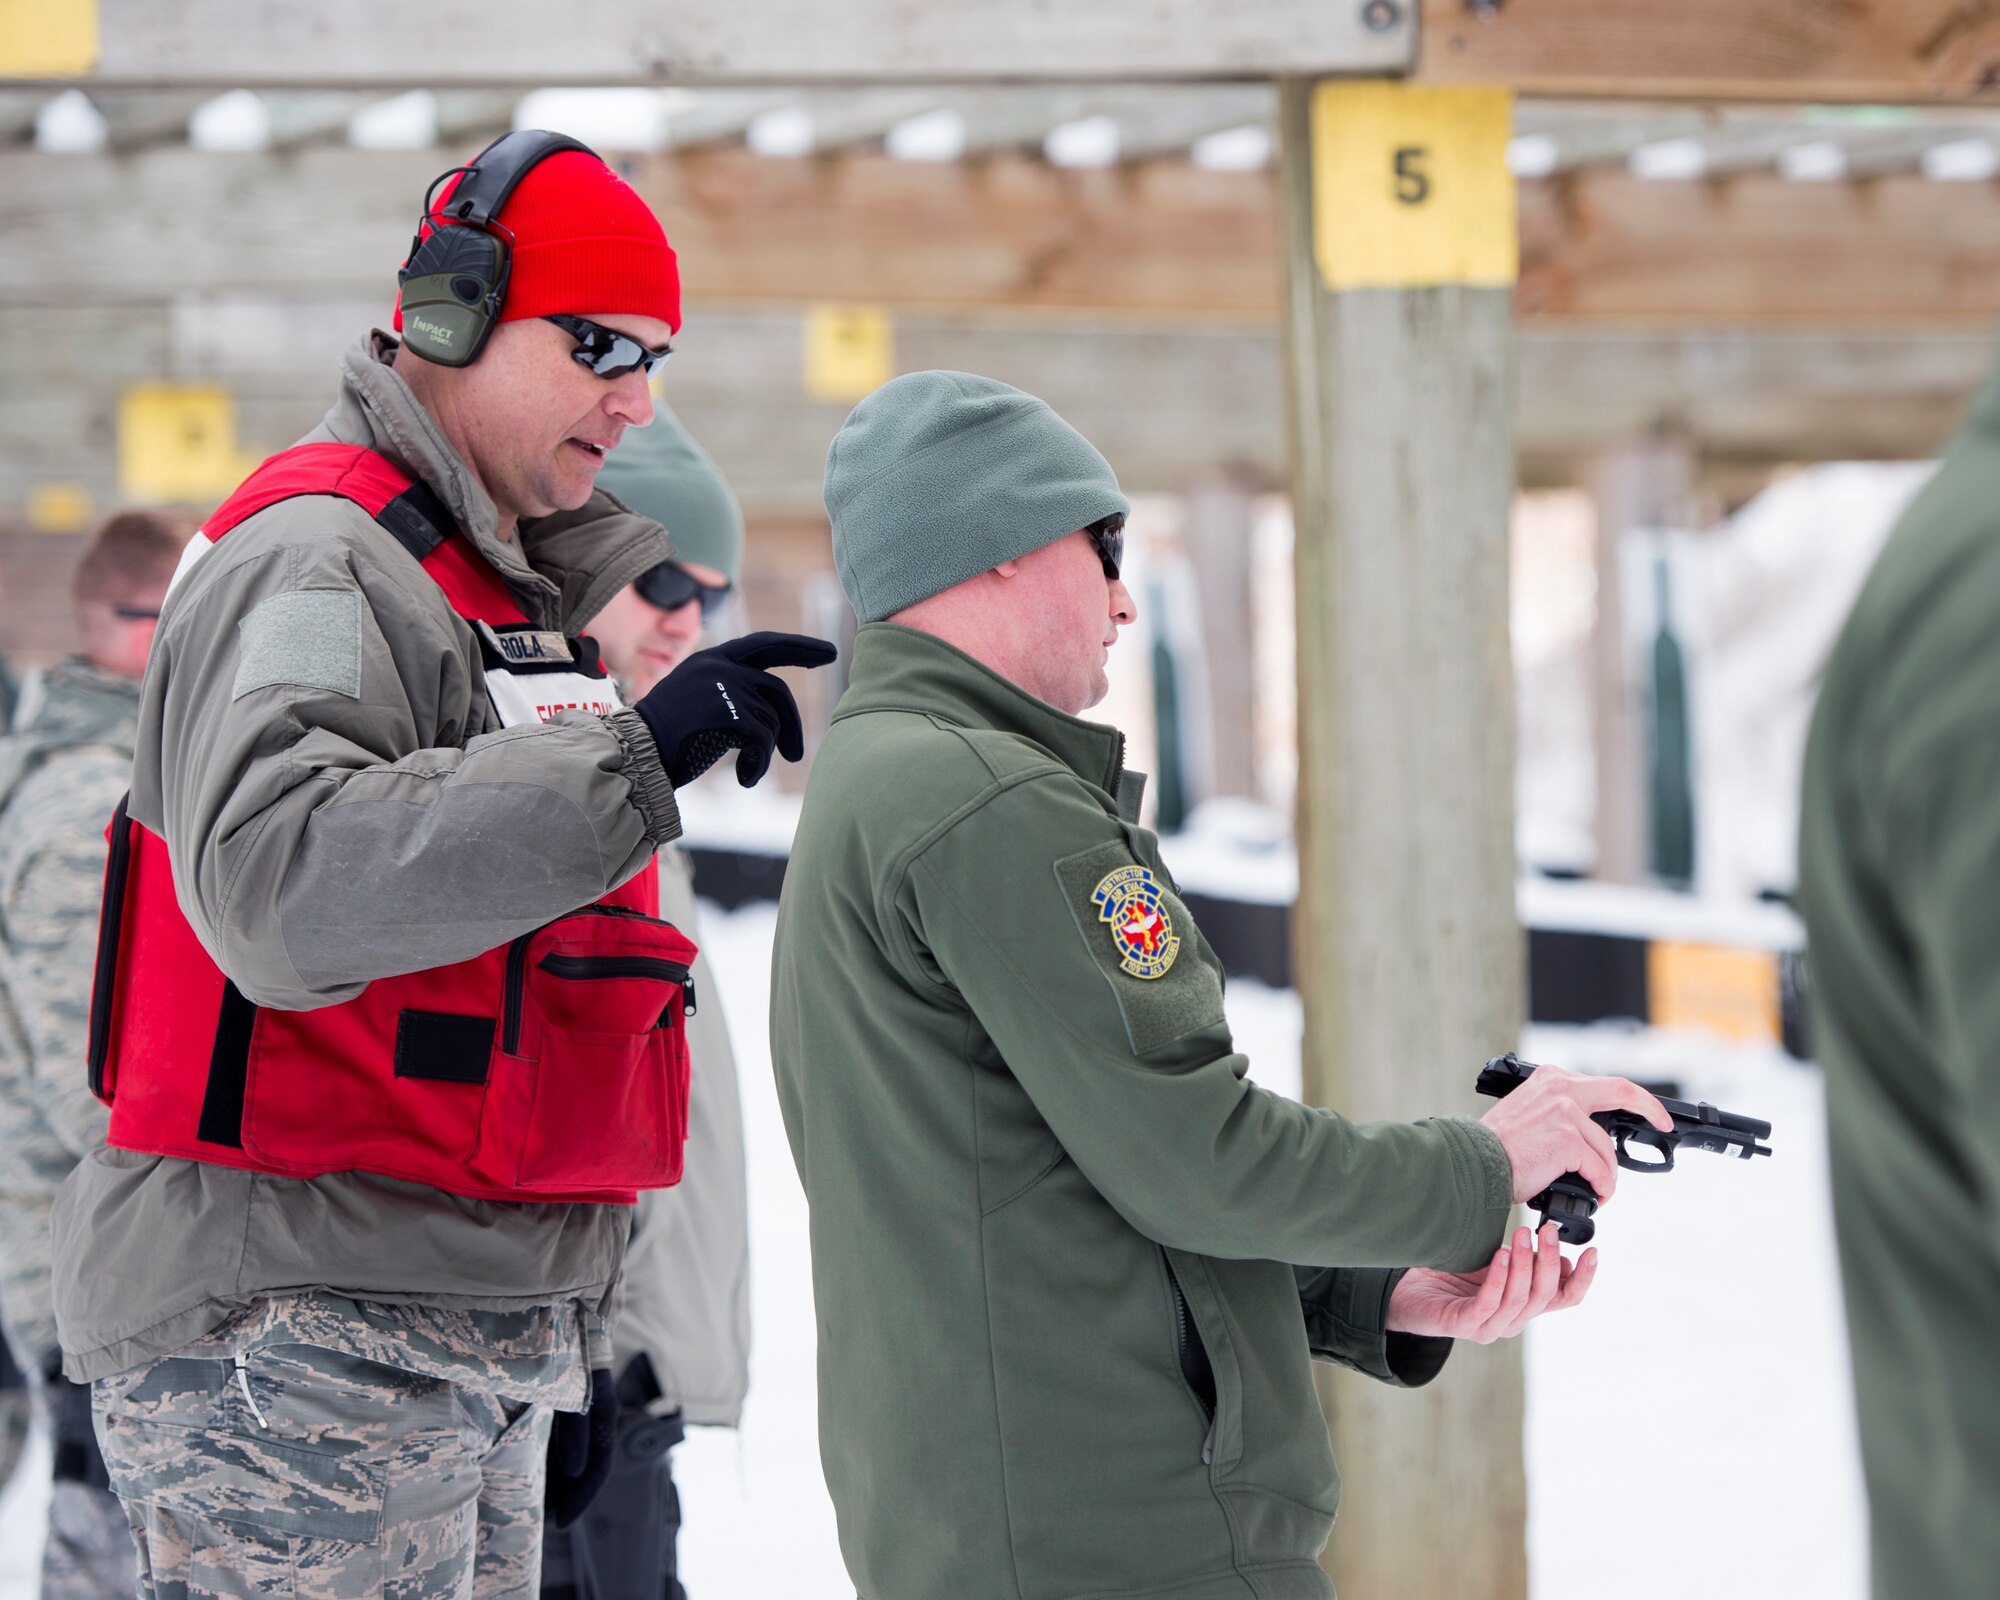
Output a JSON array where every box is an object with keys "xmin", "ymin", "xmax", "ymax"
[{"xmin": 720, "ymin": 632, "xmax": 840, "ymax": 672}]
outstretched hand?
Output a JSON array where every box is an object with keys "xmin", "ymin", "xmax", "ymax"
[
  {"xmin": 633, "ymin": 631, "xmax": 838, "ymax": 788},
  {"xmin": 1385, "ymin": 1223, "xmax": 1595, "ymax": 1344}
]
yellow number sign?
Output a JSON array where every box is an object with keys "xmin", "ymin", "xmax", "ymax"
[
  {"xmin": 26, "ymin": 482, "xmax": 93, "ymax": 533},
  {"xmin": 1648, "ymin": 941, "xmax": 1782, "ymax": 1047},
  {"xmin": 1310, "ymin": 82, "xmax": 1516, "ymax": 292},
  {"xmin": 119, "ymin": 385, "xmax": 251, "ymax": 504},
  {"xmin": 805, "ymin": 305, "xmax": 894, "ymax": 404},
  {"xmin": 0, "ymin": 0, "xmax": 98, "ymax": 75}
]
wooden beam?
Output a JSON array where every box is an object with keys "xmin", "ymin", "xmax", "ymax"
[
  {"xmin": 1277, "ymin": 75, "xmax": 1526, "ymax": 1600},
  {"xmin": 18, "ymin": 0, "xmax": 1413, "ymax": 89},
  {"xmin": 10, "ymin": 1, "xmax": 2000, "ymax": 100},
  {"xmin": 0, "ymin": 303, "xmax": 1985, "ymax": 523},
  {"xmin": 8, "ymin": 144, "xmax": 2000, "ymax": 326},
  {"xmin": 1418, "ymin": 0, "xmax": 2000, "ymax": 103},
  {"xmin": 662, "ymin": 90, "xmax": 801, "ymax": 149},
  {"xmin": 261, "ymin": 91, "xmax": 373, "ymax": 149},
  {"xmin": 94, "ymin": 91, "xmax": 209, "ymax": 149}
]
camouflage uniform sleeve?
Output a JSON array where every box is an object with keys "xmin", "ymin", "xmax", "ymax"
[{"xmin": 7, "ymin": 763, "xmax": 117, "ymax": 1159}]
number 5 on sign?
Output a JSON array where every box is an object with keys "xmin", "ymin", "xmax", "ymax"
[{"xmin": 1310, "ymin": 82, "xmax": 1516, "ymax": 292}]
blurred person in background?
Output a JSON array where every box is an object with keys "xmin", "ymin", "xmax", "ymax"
[
  {"xmin": 0, "ymin": 509, "xmax": 189, "ymax": 1600},
  {"xmin": 51, "ymin": 133, "xmax": 830, "ymax": 1600},
  {"xmin": 1800, "ymin": 363, "xmax": 2000, "ymax": 1600},
  {"xmin": 773, "ymin": 371, "xmax": 1671, "ymax": 1600},
  {"xmin": 539, "ymin": 405, "xmax": 752, "ymax": 1600}
]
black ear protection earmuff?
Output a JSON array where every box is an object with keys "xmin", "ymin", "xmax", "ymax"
[{"xmin": 397, "ymin": 129, "xmax": 598, "ymax": 368}]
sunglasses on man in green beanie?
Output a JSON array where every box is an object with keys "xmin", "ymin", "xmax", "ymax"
[
  {"xmin": 635, "ymin": 559, "xmax": 732, "ymax": 621},
  {"xmin": 1086, "ymin": 513, "xmax": 1125, "ymax": 581}
]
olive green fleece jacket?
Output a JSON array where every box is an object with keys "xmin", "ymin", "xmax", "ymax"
[
  {"xmin": 771, "ymin": 624, "xmax": 1514, "ymax": 1600},
  {"xmin": 1800, "ymin": 364, "xmax": 2000, "ymax": 1600}
]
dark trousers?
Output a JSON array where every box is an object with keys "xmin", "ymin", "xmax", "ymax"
[{"xmin": 541, "ymin": 1355, "xmax": 687, "ymax": 1600}]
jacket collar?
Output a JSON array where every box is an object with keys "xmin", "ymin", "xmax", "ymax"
[
  {"xmin": 312, "ymin": 333, "xmax": 670, "ymax": 631},
  {"xmin": 834, "ymin": 623, "xmax": 1130, "ymax": 801}
]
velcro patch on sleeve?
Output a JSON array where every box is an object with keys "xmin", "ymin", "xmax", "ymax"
[
  {"xmin": 233, "ymin": 589, "xmax": 364, "ymax": 702},
  {"xmin": 1054, "ymin": 839, "xmax": 1226, "ymax": 1056}
]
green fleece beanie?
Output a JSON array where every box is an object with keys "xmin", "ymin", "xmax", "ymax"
[
  {"xmin": 824, "ymin": 370, "xmax": 1129, "ymax": 623},
  {"xmin": 596, "ymin": 402, "xmax": 744, "ymax": 586}
]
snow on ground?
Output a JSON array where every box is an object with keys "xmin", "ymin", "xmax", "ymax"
[{"xmin": 0, "ymin": 903, "xmax": 1862, "ymax": 1600}]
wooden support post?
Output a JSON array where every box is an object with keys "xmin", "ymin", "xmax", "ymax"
[
  {"xmin": 1589, "ymin": 432, "xmax": 1696, "ymax": 883},
  {"xmin": 1277, "ymin": 77, "xmax": 1526, "ymax": 1599},
  {"xmin": 1182, "ymin": 470, "xmax": 1262, "ymax": 802}
]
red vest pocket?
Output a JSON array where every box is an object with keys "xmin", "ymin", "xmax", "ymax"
[{"xmin": 478, "ymin": 907, "xmax": 696, "ymax": 1195}]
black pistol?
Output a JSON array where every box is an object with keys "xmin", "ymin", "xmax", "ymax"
[{"xmin": 1474, "ymin": 1052, "xmax": 1774, "ymax": 1246}]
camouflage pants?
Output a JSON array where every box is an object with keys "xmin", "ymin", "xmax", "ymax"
[{"xmin": 92, "ymin": 1341, "xmax": 556, "ymax": 1600}]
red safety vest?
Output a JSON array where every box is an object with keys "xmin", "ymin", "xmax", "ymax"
[{"xmin": 87, "ymin": 444, "xmax": 695, "ymax": 1206}]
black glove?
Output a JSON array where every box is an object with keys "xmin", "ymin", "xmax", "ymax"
[
  {"xmin": 546, "ymin": 1365, "xmax": 619, "ymax": 1530},
  {"xmin": 633, "ymin": 631, "xmax": 838, "ymax": 788}
]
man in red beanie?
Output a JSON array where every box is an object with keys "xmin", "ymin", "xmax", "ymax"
[{"xmin": 50, "ymin": 134, "xmax": 832, "ymax": 1600}]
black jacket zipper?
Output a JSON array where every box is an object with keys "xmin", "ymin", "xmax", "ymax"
[{"xmin": 1163, "ymin": 1255, "xmax": 1218, "ymax": 1460}]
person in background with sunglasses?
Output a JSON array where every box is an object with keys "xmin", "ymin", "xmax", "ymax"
[
  {"xmin": 0, "ymin": 510, "xmax": 190, "ymax": 1600},
  {"xmin": 771, "ymin": 371, "xmax": 1669, "ymax": 1600},
  {"xmin": 534, "ymin": 406, "xmax": 754, "ymax": 1600},
  {"xmin": 53, "ymin": 137, "xmax": 834, "ymax": 1600}
]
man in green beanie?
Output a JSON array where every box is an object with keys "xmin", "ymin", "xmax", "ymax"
[
  {"xmin": 772, "ymin": 370, "xmax": 1670, "ymax": 1600},
  {"xmin": 536, "ymin": 405, "xmax": 754, "ymax": 1600}
]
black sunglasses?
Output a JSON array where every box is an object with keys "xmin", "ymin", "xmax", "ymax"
[
  {"xmin": 543, "ymin": 313, "xmax": 674, "ymax": 380},
  {"xmin": 1086, "ymin": 514, "xmax": 1125, "ymax": 581},
  {"xmin": 113, "ymin": 606, "xmax": 162, "ymax": 621},
  {"xmin": 634, "ymin": 560, "xmax": 732, "ymax": 621}
]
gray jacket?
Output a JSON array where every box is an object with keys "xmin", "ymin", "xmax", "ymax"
[
  {"xmin": 612, "ymin": 847, "xmax": 751, "ymax": 1426},
  {"xmin": 54, "ymin": 332, "xmax": 682, "ymax": 1380}
]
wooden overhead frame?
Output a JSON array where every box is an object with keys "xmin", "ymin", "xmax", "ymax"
[
  {"xmin": 0, "ymin": 0, "xmax": 1415, "ymax": 87},
  {"xmin": 5, "ymin": 0, "xmax": 1998, "ymax": 102},
  {"xmin": 3, "ymin": 297, "xmax": 1981, "ymax": 523},
  {"xmin": 7, "ymin": 140, "xmax": 2000, "ymax": 327},
  {"xmin": 1419, "ymin": 0, "xmax": 2000, "ymax": 104}
]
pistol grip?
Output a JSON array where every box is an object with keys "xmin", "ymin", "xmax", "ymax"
[{"xmin": 1529, "ymin": 1174, "xmax": 1598, "ymax": 1246}]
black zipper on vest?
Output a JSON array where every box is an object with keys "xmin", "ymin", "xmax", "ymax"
[
  {"xmin": 1163, "ymin": 1253, "xmax": 1218, "ymax": 1455},
  {"xmin": 501, "ymin": 905, "xmax": 687, "ymax": 1055},
  {"xmin": 538, "ymin": 953, "xmax": 690, "ymax": 984}
]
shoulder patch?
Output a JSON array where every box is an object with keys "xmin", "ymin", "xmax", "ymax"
[
  {"xmin": 1091, "ymin": 864, "xmax": 1181, "ymax": 979},
  {"xmin": 233, "ymin": 589, "xmax": 364, "ymax": 702},
  {"xmin": 1055, "ymin": 839, "xmax": 1224, "ymax": 1055}
]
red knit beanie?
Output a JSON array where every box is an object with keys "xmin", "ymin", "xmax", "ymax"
[{"xmin": 394, "ymin": 149, "xmax": 681, "ymax": 335}]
